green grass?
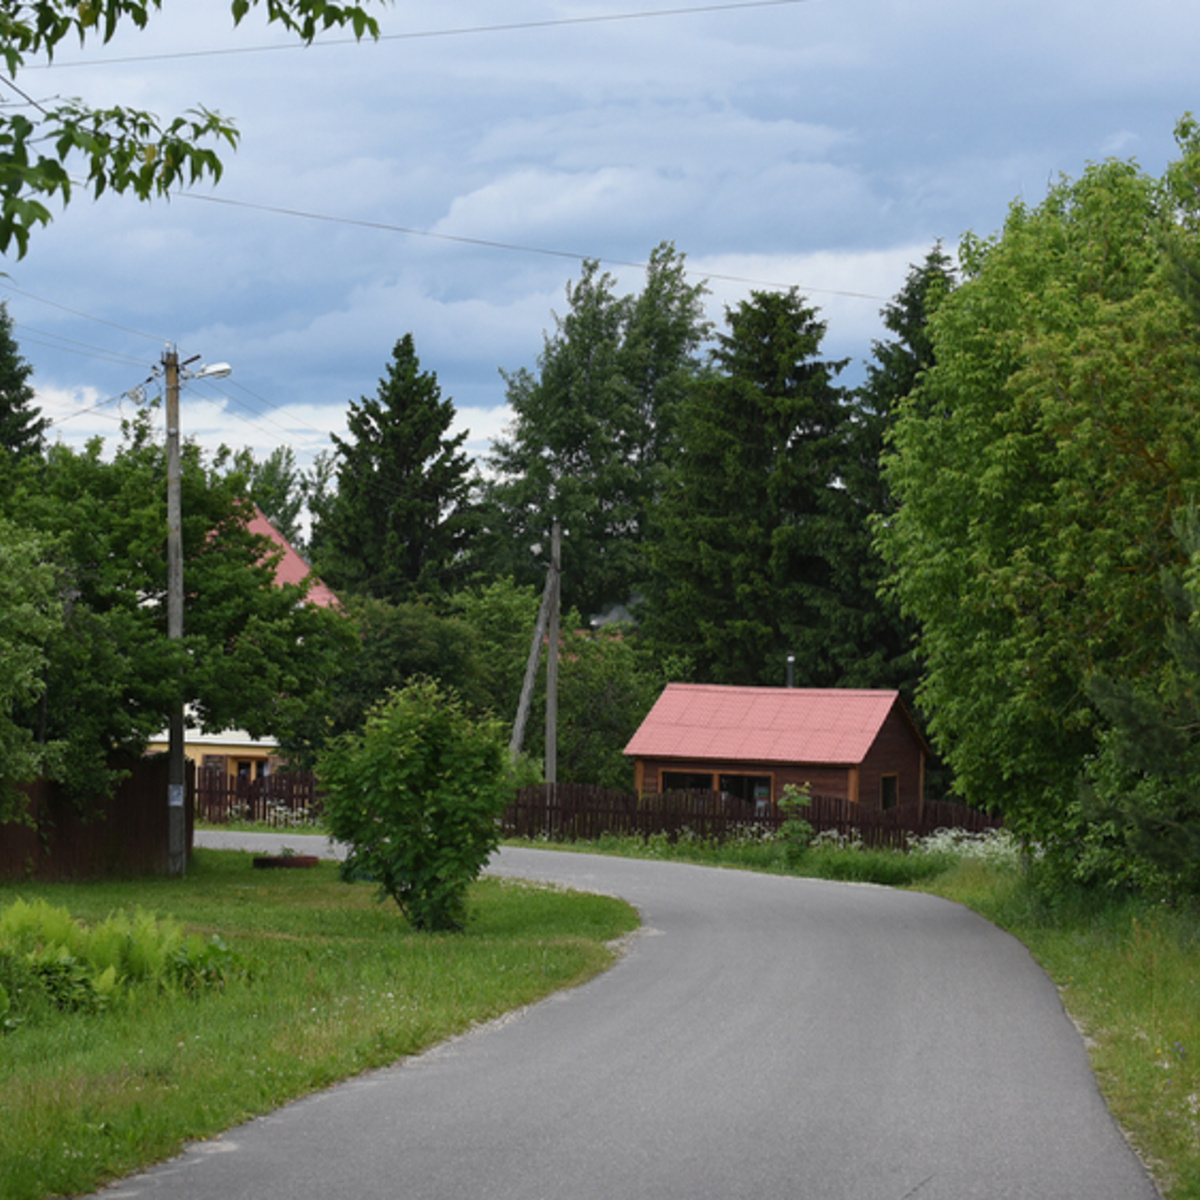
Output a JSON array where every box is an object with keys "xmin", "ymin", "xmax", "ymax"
[
  {"xmin": 508, "ymin": 828, "xmax": 961, "ymax": 887},
  {"xmin": 919, "ymin": 860, "xmax": 1200, "ymax": 1200},
  {"xmin": 0, "ymin": 849, "xmax": 637, "ymax": 1200}
]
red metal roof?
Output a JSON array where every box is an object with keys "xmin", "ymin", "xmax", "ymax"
[
  {"xmin": 624, "ymin": 683, "xmax": 905, "ymax": 766},
  {"xmin": 247, "ymin": 507, "xmax": 339, "ymax": 609}
]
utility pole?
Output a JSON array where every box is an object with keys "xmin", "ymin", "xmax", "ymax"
[
  {"xmin": 544, "ymin": 518, "xmax": 561, "ymax": 785},
  {"xmin": 509, "ymin": 517, "xmax": 562, "ymax": 768},
  {"xmin": 164, "ymin": 346, "xmax": 186, "ymax": 878}
]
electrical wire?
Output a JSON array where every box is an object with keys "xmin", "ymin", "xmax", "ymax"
[
  {"xmin": 43, "ymin": 389, "xmax": 139, "ymax": 427},
  {"xmin": 28, "ymin": 1, "xmax": 812, "ymax": 70},
  {"xmin": 178, "ymin": 192, "xmax": 889, "ymax": 302},
  {"xmin": 0, "ymin": 280, "xmax": 166, "ymax": 344},
  {"xmin": 14, "ymin": 322, "xmax": 152, "ymax": 368}
]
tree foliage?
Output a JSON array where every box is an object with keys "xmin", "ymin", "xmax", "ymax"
[
  {"xmin": 0, "ymin": 414, "xmax": 349, "ymax": 807},
  {"xmin": 232, "ymin": 445, "xmax": 305, "ymax": 548},
  {"xmin": 280, "ymin": 593, "xmax": 480, "ymax": 763},
  {"xmin": 0, "ymin": 519, "xmax": 62, "ymax": 818},
  {"xmin": 0, "ymin": 1, "xmax": 379, "ymax": 256},
  {"xmin": 554, "ymin": 625, "xmax": 668, "ymax": 791},
  {"xmin": 482, "ymin": 243, "xmax": 710, "ymax": 619},
  {"xmin": 879, "ymin": 123, "xmax": 1200, "ymax": 834},
  {"xmin": 0, "ymin": 301, "xmax": 45, "ymax": 457},
  {"xmin": 312, "ymin": 335, "xmax": 476, "ymax": 602},
  {"xmin": 1077, "ymin": 508, "xmax": 1200, "ymax": 896},
  {"xmin": 643, "ymin": 289, "xmax": 853, "ymax": 687},
  {"xmin": 319, "ymin": 679, "xmax": 514, "ymax": 931}
]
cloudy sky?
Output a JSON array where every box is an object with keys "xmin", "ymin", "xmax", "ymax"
[{"xmin": 7, "ymin": 0, "xmax": 1199, "ymax": 477}]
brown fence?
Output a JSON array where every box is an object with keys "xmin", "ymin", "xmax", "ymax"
[
  {"xmin": 0, "ymin": 756, "xmax": 195, "ymax": 881},
  {"xmin": 502, "ymin": 783, "xmax": 1001, "ymax": 849},
  {"xmin": 195, "ymin": 770, "xmax": 323, "ymax": 827}
]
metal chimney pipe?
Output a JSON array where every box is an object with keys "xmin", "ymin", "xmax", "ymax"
[{"xmin": 786, "ymin": 654, "xmax": 795, "ymax": 688}]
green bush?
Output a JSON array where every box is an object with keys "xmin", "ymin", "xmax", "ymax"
[{"xmin": 319, "ymin": 679, "xmax": 516, "ymax": 931}]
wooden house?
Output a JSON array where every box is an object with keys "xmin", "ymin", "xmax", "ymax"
[{"xmin": 624, "ymin": 683, "xmax": 927, "ymax": 814}]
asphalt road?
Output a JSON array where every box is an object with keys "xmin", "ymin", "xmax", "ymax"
[{"xmin": 101, "ymin": 832, "xmax": 1158, "ymax": 1199}]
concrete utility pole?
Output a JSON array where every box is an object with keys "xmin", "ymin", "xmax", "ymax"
[{"xmin": 164, "ymin": 346, "xmax": 186, "ymax": 878}]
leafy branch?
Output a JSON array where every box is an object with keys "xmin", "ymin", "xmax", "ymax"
[{"xmin": 0, "ymin": 0, "xmax": 382, "ymax": 255}]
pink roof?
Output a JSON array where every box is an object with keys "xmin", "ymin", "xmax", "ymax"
[
  {"xmin": 247, "ymin": 507, "xmax": 339, "ymax": 609},
  {"xmin": 624, "ymin": 683, "xmax": 907, "ymax": 766}
]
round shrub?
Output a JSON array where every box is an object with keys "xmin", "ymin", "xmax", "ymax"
[{"xmin": 319, "ymin": 679, "xmax": 514, "ymax": 931}]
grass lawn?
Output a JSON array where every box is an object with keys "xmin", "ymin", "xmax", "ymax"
[{"xmin": 0, "ymin": 848, "xmax": 637, "ymax": 1200}]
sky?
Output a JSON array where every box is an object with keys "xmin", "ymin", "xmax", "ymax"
[{"xmin": 7, "ymin": 0, "xmax": 1200, "ymax": 482}]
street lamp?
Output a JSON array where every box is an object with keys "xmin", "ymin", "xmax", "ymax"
[{"xmin": 163, "ymin": 346, "xmax": 232, "ymax": 878}]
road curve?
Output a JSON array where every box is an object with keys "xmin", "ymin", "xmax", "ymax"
[{"xmin": 107, "ymin": 834, "xmax": 1157, "ymax": 1200}]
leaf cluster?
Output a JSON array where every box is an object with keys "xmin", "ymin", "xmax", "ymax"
[
  {"xmin": 319, "ymin": 679, "xmax": 514, "ymax": 931},
  {"xmin": 0, "ymin": 1, "xmax": 381, "ymax": 256},
  {"xmin": 879, "ymin": 117, "xmax": 1200, "ymax": 835},
  {"xmin": 0, "ymin": 413, "xmax": 351, "ymax": 811}
]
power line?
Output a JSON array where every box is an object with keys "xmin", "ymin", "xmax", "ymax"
[
  {"xmin": 0, "ymin": 280, "xmax": 166, "ymax": 344},
  {"xmin": 179, "ymin": 192, "xmax": 888, "ymax": 302},
  {"xmin": 14, "ymin": 322, "xmax": 150, "ymax": 368},
  {"xmin": 44, "ymin": 390, "xmax": 137, "ymax": 427},
  {"xmin": 28, "ymin": 1, "xmax": 811, "ymax": 70}
]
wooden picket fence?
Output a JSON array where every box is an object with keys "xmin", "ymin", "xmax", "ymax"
[
  {"xmin": 502, "ymin": 782, "xmax": 1000, "ymax": 849},
  {"xmin": 195, "ymin": 770, "xmax": 323, "ymax": 827}
]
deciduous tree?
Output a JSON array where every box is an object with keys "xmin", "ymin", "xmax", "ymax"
[
  {"xmin": 482, "ymin": 243, "xmax": 710, "ymax": 620},
  {"xmin": 1, "ymin": 413, "xmax": 349, "ymax": 807},
  {"xmin": 232, "ymin": 445, "xmax": 305, "ymax": 548},
  {"xmin": 0, "ymin": 519, "xmax": 62, "ymax": 818},
  {"xmin": 878, "ymin": 123, "xmax": 1200, "ymax": 836}
]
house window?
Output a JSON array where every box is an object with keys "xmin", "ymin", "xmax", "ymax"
[
  {"xmin": 718, "ymin": 774, "xmax": 773, "ymax": 805},
  {"xmin": 880, "ymin": 774, "xmax": 898, "ymax": 810},
  {"xmin": 661, "ymin": 771, "xmax": 715, "ymax": 793},
  {"xmin": 236, "ymin": 761, "xmax": 252, "ymax": 783}
]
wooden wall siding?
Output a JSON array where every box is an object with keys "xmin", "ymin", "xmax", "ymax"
[
  {"xmin": 0, "ymin": 757, "xmax": 194, "ymax": 881},
  {"xmin": 504, "ymin": 783, "xmax": 999, "ymax": 848},
  {"xmin": 858, "ymin": 707, "xmax": 926, "ymax": 813}
]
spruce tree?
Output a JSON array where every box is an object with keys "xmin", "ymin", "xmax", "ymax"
[
  {"xmin": 311, "ymin": 335, "xmax": 475, "ymax": 601},
  {"xmin": 643, "ymin": 289, "xmax": 850, "ymax": 686},
  {"xmin": 0, "ymin": 302, "xmax": 47, "ymax": 459},
  {"xmin": 834, "ymin": 245, "xmax": 956, "ymax": 692}
]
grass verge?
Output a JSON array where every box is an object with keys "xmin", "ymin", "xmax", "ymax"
[
  {"xmin": 918, "ymin": 860, "xmax": 1200, "ymax": 1200},
  {"xmin": 506, "ymin": 829, "xmax": 960, "ymax": 887},
  {"xmin": 0, "ymin": 849, "xmax": 637, "ymax": 1200}
]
